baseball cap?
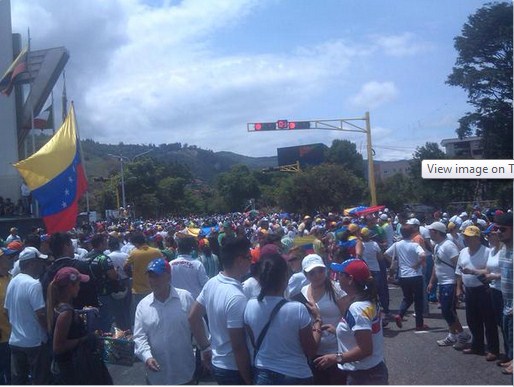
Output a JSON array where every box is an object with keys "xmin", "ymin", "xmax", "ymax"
[
  {"xmin": 406, "ymin": 218, "xmax": 420, "ymax": 226},
  {"xmin": 460, "ymin": 212, "xmax": 468, "ymax": 218},
  {"xmin": 7, "ymin": 241, "xmax": 23, "ymax": 251},
  {"xmin": 379, "ymin": 214, "xmax": 388, "ymax": 221},
  {"xmin": 146, "ymin": 258, "xmax": 171, "ymax": 275},
  {"xmin": 0, "ymin": 247, "xmax": 18, "ymax": 257},
  {"xmin": 462, "ymin": 225, "xmax": 481, "ymax": 237},
  {"xmin": 360, "ymin": 227, "xmax": 370, "ymax": 237},
  {"xmin": 495, "ymin": 213, "xmax": 513, "ymax": 227},
  {"xmin": 330, "ymin": 259, "xmax": 371, "ymax": 284},
  {"xmin": 9, "ymin": 227, "xmax": 17, "ymax": 233},
  {"xmin": 348, "ymin": 223, "xmax": 359, "ymax": 233},
  {"xmin": 302, "ymin": 254, "xmax": 326, "ymax": 273},
  {"xmin": 53, "ymin": 267, "xmax": 89, "ymax": 286},
  {"xmin": 427, "ymin": 221, "xmax": 446, "ymax": 234},
  {"xmin": 18, "ymin": 246, "xmax": 48, "ymax": 262}
]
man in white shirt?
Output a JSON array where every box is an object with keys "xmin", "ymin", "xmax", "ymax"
[
  {"xmin": 170, "ymin": 235, "xmax": 209, "ymax": 300},
  {"xmin": 426, "ymin": 222, "xmax": 470, "ymax": 348},
  {"xmin": 134, "ymin": 258, "xmax": 196, "ymax": 385},
  {"xmin": 189, "ymin": 236, "xmax": 253, "ymax": 385},
  {"xmin": 4, "ymin": 247, "xmax": 50, "ymax": 384}
]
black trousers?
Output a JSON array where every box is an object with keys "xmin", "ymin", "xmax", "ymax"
[{"xmin": 464, "ymin": 285, "xmax": 499, "ymax": 354}]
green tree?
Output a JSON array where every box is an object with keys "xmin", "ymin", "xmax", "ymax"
[
  {"xmin": 447, "ymin": 2, "xmax": 513, "ymax": 158},
  {"xmin": 325, "ymin": 140, "xmax": 365, "ymax": 177},
  {"xmin": 277, "ymin": 164, "xmax": 367, "ymax": 213},
  {"xmin": 376, "ymin": 173, "xmax": 415, "ymax": 211},
  {"xmin": 216, "ymin": 165, "xmax": 261, "ymax": 211}
]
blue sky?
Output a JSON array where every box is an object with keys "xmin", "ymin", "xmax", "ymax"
[{"xmin": 10, "ymin": 0, "xmax": 495, "ymax": 160}]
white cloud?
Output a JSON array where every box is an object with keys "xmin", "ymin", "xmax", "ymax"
[
  {"xmin": 373, "ymin": 32, "xmax": 434, "ymax": 57},
  {"xmin": 349, "ymin": 81, "xmax": 398, "ymax": 109}
]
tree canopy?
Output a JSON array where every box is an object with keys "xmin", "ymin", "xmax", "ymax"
[{"xmin": 447, "ymin": 1, "xmax": 513, "ymax": 158}]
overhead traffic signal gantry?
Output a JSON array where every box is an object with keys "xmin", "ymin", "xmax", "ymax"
[{"xmin": 249, "ymin": 120, "xmax": 311, "ymax": 131}]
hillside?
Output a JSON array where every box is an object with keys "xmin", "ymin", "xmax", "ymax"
[{"xmin": 79, "ymin": 138, "xmax": 277, "ymax": 182}]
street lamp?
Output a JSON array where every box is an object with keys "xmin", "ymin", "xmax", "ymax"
[{"xmin": 107, "ymin": 149, "xmax": 154, "ymax": 209}]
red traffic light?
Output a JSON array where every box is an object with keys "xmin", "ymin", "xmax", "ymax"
[
  {"xmin": 289, "ymin": 121, "xmax": 311, "ymax": 129},
  {"xmin": 254, "ymin": 122, "xmax": 276, "ymax": 131}
]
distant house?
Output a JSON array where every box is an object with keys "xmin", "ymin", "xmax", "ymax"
[
  {"xmin": 363, "ymin": 159, "xmax": 411, "ymax": 183},
  {"xmin": 440, "ymin": 136, "xmax": 484, "ymax": 159}
]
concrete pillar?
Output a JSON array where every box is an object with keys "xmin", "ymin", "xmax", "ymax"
[{"xmin": 0, "ymin": 0, "xmax": 23, "ymax": 202}]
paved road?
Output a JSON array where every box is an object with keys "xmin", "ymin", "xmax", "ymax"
[{"xmin": 107, "ymin": 285, "xmax": 512, "ymax": 385}]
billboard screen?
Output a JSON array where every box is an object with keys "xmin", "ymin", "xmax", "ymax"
[{"xmin": 277, "ymin": 143, "xmax": 326, "ymax": 167}]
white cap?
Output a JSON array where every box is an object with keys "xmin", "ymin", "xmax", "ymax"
[
  {"xmin": 427, "ymin": 221, "xmax": 446, "ymax": 234},
  {"xmin": 406, "ymin": 218, "xmax": 420, "ymax": 226},
  {"xmin": 302, "ymin": 254, "xmax": 326, "ymax": 273},
  {"xmin": 460, "ymin": 212, "xmax": 468, "ymax": 218},
  {"xmin": 18, "ymin": 247, "xmax": 48, "ymax": 262},
  {"xmin": 379, "ymin": 214, "xmax": 388, "ymax": 221}
]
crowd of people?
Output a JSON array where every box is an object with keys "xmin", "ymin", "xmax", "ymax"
[{"xmin": 0, "ymin": 206, "xmax": 512, "ymax": 384}]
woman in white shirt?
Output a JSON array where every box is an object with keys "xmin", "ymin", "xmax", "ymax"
[
  {"xmin": 313, "ymin": 259, "xmax": 388, "ymax": 385},
  {"xmin": 244, "ymin": 253, "xmax": 322, "ymax": 385},
  {"xmin": 300, "ymin": 254, "xmax": 348, "ymax": 384}
]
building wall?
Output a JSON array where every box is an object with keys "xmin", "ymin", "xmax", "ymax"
[{"xmin": 0, "ymin": 0, "xmax": 23, "ymax": 202}]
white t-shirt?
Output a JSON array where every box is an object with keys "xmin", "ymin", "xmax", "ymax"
[
  {"xmin": 4, "ymin": 273, "xmax": 47, "ymax": 347},
  {"xmin": 108, "ymin": 250, "xmax": 130, "ymax": 280},
  {"xmin": 362, "ymin": 241, "xmax": 381, "ymax": 272},
  {"xmin": 455, "ymin": 245, "xmax": 491, "ymax": 288},
  {"xmin": 196, "ymin": 273, "xmax": 247, "ymax": 371},
  {"xmin": 133, "ymin": 287, "xmax": 195, "ymax": 385},
  {"xmin": 447, "ymin": 233, "xmax": 465, "ymax": 251},
  {"xmin": 242, "ymin": 276, "xmax": 261, "ymax": 299},
  {"xmin": 171, "ymin": 254, "xmax": 209, "ymax": 300},
  {"xmin": 244, "ymin": 296, "xmax": 312, "ymax": 378},
  {"xmin": 285, "ymin": 272, "xmax": 309, "ymax": 299},
  {"xmin": 486, "ymin": 248, "xmax": 502, "ymax": 291},
  {"xmin": 433, "ymin": 239, "xmax": 460, "ymax": 285},
  {"xmin": 336, "ymin": 300, "xmax": 384, "ymax": 371},
  {"xmin": 385, "ymin": 240, "xmax": 425, "ymax": 278},
  {"xmin": 301, "ymin": 282, "xmax": 345, "ymax": 354}
]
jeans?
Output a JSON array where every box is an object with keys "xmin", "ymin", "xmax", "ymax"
[
  {"xmin": 424, "ymin": 254, "xmax": 437, "ymax": 303},
  {"xmin": 310, "ymin": 356, "xmax": 347, "ymax": 385},
  {"xmin": 0, "ymin": 342, "xmax": 10, "ymax": 385},
  {"xmin": 10, "ymin": 343, "xmax": 51, "ymax": 385},
  {"xmin": 439, "ymin": 284, "xmax": 458, "ymax": 326},
  {"xmin": 376, "ymin": 259, "xmax": 390, "ymax": 313},
  {"xmin": 253, "ymin": 367, "xmax": 313, "ymax": 385},
  {"xmin": 398, "ymin": 276, "xmax": 425, "ymax": 327},
  {"xmin": 346, "ymin": 361, "xmax": 388, "ymax": 385},
  {"xmin": 464, "ymin": 285, "xmax": 499, "ymax": 354},
  {"xmin": 503, "ymin": 313, "xmax": 513, "ymax": 360},
  {"xmin": 211, "ymin": 365, "xmax": 246, "ymax": 385},
  {"xmin": 490, "ymin": 288, "xmax": 508, "ymax": 355}
]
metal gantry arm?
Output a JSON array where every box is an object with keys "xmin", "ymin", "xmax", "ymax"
[{"xmin": 247, "ymin": 112, "xmax": 377, "ymax": 206}]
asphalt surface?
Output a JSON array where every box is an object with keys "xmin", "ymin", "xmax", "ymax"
[{"xmin": 107, "ymin": 284, "xmax": 513, "ymax": 385}]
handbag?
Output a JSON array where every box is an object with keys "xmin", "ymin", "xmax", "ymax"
[{"xmin": 246, "ymin": 299, "xmax": 288, "ymax": 362}]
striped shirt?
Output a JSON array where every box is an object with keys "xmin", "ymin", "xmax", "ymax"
[{"xmin": 499, "ymin": 245, "xmax": 513, "ymax": 315}]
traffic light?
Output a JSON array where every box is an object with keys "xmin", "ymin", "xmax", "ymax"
[
  {"xmin": 254, "ymin": 122, "xmax": 276, "ymax": 131},
  {"xmin": 288, "ymin": 121, "xmax": 311, "ymax": 129},
  {"xmin": 250, "ymin": 120, "xmax": 312, "ymax": 131}
]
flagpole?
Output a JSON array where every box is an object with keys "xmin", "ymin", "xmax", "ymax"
[
  {"xmin": 71, "ymin": 101, "xmax": 90, "ymax": 215},
  {"xmin": 50, "ymin": 91, "xmax": 55, "ymax": 134},
  {"xmin": 62, "ymin": 71, "xmax": 67, "ymax": 123},
  {"xmin": 27, "ymin": 27, "xmax": 39, "ymax": 217}
]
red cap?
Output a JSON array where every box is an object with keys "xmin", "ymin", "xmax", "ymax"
[{"xmin": 54, "ymin": 267, "xmax": 90, "ymax": 286}]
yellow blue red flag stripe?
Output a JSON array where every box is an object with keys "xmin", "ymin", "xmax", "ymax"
[{"xmin": 13, "ymin": 105, "xmax": 87, "ymax": 233}]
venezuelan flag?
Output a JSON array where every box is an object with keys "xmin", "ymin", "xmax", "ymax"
[
  {"xmin": 14, "ymin": 105, "xmax": 88, "ymax": 233},
  {"xmin": 0, "ymin": 47, "xmax": 28, "ymax": 96}
]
